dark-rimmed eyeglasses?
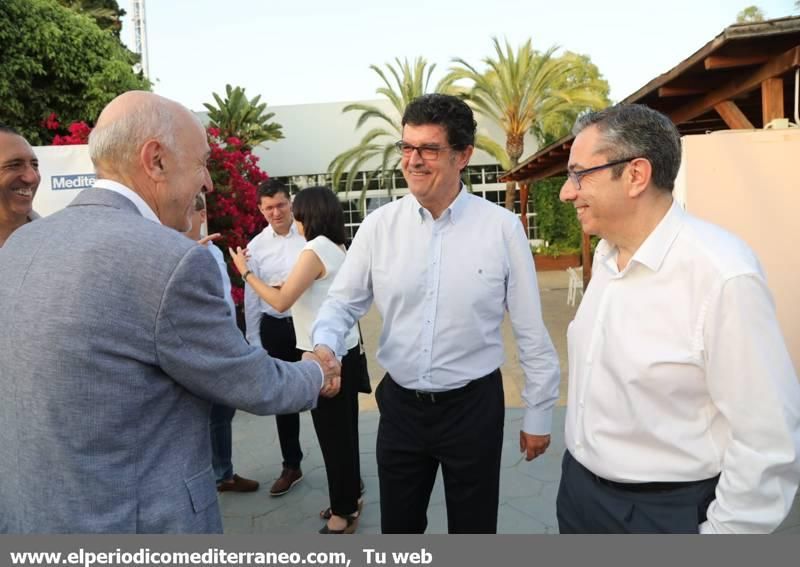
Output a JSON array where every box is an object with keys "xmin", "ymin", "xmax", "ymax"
[
  {"xmin": 567, "ymin": 157, "xmax": 642, "ymax": 190},
  {"xmin": 394, "ymin": 141, "xmax": 452, "ymax": 161}
]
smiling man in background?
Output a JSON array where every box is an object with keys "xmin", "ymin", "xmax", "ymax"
[{"xmin": 0, "ymin": 125, "xmax": 41, "ymax": 247}]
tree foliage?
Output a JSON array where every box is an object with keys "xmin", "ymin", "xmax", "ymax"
[
  {"xmin": 203, "ymin": 84, "xmax": 284, "ymax": 151},
  {"xmin": 443, "ymin": 38, "xmax": 609, "ymax": 210},
  {"xmin": 736, "ymin": 5, "xmax": 766, "ymax": 23},
  {"xmin": 57, "ymin": 0, "xmax": 125, "ymax": 36},
  {"xmin": 533, "ymin": 52, "xmax": 611, "ymax": 146},
  {"xmin": 327, "ymin": 57, "xmax": 451, "ymax": 208},
  {"xmin": 0, "ymin": 0, "xmax": 149, "ymax": 145},
  {"xmin": 533, "ymin": 176, "xmax": 582, "ymax": 249}
]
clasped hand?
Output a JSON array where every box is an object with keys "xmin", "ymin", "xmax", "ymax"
[{"xmin": 303, "ymin": 346, "xmax": 341, "ymax": 398}]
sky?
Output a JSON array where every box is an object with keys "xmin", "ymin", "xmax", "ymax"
[{"xmin": 116, "ymin": 0, "xmax": 798, "ymax": 112}]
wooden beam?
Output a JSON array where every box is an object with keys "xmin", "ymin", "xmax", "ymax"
[
  {"xmin": 501, "ymin": 158, "xmax": 569, "ymax": 183},
  {"xmin": 704, "ymin": 54, "xmax": 770, "ymax": 70},
  {"xmin": 762, "ymin": 77, "xmax": 785, "ymax": 124},
  {"xmin": 670, "ymin": 46, "xmax": 800, "ymax": 126},
  {"xmin": 713, "ymin": 100, "xmax": 755, "ymax": 129},
  {"xmin": 659, "ymin": 86, "xmax": 706, "ymax": 97},
  {"xmin": 519, "ymin": 182, "xmax": 529, "ymax": 235},
  {"xmin": 520, "ymin": 161, "xmax": 568, "ymax": 183}
]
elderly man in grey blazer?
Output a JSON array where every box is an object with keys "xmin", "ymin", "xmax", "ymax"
[{"xmin": 0, "ymin": 91, "xmax": 340, "ymax": 533}]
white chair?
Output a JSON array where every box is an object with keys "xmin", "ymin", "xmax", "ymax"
[{"xmin": 566, "ymin": 266, "xmax": 584, "ymax": 306}]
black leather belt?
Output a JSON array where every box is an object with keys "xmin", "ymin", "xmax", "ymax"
[
  {"xmin": 389, "ymin": 369, "xmax": 499, "ymax": 404},
  {"xmin": 588, "ymin": 466, "xmax": 719, "ymax": 494},
  {"xmin": 597, "ymin": 476, "xmax": 710, "ymax": 493}
]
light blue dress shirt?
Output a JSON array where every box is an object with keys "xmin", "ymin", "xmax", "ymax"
[
  {"xmin": 207, "ymin": 243, "xmax": 236, "ymax": 323},
  {"xmin": 312, "ymin": 187, "xmax": 560, "ymax": 434}
]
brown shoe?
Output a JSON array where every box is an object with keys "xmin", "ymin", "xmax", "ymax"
[
  {"xmin": 269, "ymin": 467, "xmax": 303, "ymax": 496},
  {"xmin": 217, "ymin": 474, "xmax": 259, "ymax": 493}
]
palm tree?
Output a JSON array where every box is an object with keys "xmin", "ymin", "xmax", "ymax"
[
  {"xmin": 203, "ymin": 84, "xmax": 283, "ymax": 150},
  {"xmin": 328, "ymin": 57, "xmax": 450, "ymax": 209},
  {"xmin": 444, "ymin": 38, "xmax": 608, "ymax": 211}
]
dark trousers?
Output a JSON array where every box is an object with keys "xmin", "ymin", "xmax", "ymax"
[
  {"xmin": 375, "ymin": 370, "xmax": 504, "ymax": 534},
  {"xmin": 311, "ymin": 345, "xmax": 362, "ymax": 516},
  {"xmin": 259, "ymin": 314, "xmax": 303, "ymax": 469},
  {"xmin": 557, "ymin": 449, "xmax": 719, "ymax": 533}
]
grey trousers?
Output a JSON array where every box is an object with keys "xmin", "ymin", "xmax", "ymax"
[{"xmin": 557, "ymin": 450, "xmax": 719, "ymax": 533}]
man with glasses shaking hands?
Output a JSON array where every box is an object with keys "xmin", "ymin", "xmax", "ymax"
[
  {"xmin": 312, "ymin": 94, "xmax": 559, "ymax": 533},
  {"xmin": 557, "ymin": 104, "xmax": 800, "ymax": 533}
]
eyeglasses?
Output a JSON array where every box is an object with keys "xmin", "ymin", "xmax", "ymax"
[
  {"xmin": 260, "ymin": 201, "xmax": 290, "ymax": 214},
  {"xmin": 567, "ymin": 157, "xmax": 642, "ymax": 191},
  {"xmin": 394, "ymin": 141, "xmax": 452, "ymax": 161}
]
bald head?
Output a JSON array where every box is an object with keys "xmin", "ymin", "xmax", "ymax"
[
  {"xmin": 88, "ymin": 91, "xmax": 200, "ymax": 173},
  {"xmin": 88, "ymin": 91, "xmax": 213, "ymax": 232}
]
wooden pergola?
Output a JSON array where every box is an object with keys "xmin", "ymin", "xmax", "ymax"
[{"xmin": 501, "ymin": 16, "xmax": 800, "ymax": 286}]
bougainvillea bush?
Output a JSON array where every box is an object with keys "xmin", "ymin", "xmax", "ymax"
[
  {"xmin": 42, "ymin": 113, "xmax": 92, "ymax": 145},
  {"xmin": 204, "ymin": 128, "xmax": 269, "ymax": 306}
]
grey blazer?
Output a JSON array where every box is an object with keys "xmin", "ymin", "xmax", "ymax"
[{"xmin": 0, "ymin": 188, "xmax": 322, "ymax": 533}]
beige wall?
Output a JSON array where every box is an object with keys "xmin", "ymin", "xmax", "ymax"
[{"xmin": 681, "ymin": 128, "xmax": 800, "ymax": 375}]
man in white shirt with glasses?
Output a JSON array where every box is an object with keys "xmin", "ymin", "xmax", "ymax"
[
  {"xmin": 557, "ymin": 103, "xmax": 800, "ymax": 534},
  {"xmin": 245, "ymin": 180, "xmax": 307, "ymax": 497},
  {"xmin": 312, "ymin": 94, "xmax": 559, "ymax": 533}
]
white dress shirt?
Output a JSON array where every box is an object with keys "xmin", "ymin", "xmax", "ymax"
[
  {"xmin": 312, "ymin": 187, "xmax": 560, "ymax": 435},
  {"xmin": 244, "ymin": 223, "xmax": 305, "ymax": 345},
  {"xmin": 566, "ymin": 200, "xmax": 800, "ymax": 534},
  {"xmin": 93, "ymin": 179, "xmax": 161, "ymax": 224}
]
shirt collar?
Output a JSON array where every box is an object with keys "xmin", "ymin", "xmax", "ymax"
[
  {"xmin": 413, "ymin": 184, "xmax": 469, "ymax": 224},
  {"xmin": 93, "ymin": 179, "xmax": 161, "ymax": 225},
  {"xmin": 629, "ymin": 200, "xmax": 684, "ymax": 272},
  {"xmin": 596, "ymin": 200, "xmax": 685, "ymax": 274},
  {"xmin": 268, "ymin": 222, "xmax": 298, "ymax": 238}
]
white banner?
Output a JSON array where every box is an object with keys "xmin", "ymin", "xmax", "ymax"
[{"xmin": 32, "ymin": 144, "xmax": 94, "ymax": 217}]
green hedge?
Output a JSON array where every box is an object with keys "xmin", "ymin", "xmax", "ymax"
[{"xmin": 531, "ymin": 176, "xmax": 582, "ymax": 249}]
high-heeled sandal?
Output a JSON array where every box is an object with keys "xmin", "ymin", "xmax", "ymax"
[
  {"xmin": 320, "ymin": 497, "xmax": 363, "ymax": 520},
  {"xmin": 318, "ymin": 512, "xmax": 359, "ymax": 534},
  {"xmin": 320, "ymin": 481, "xmax": 364, "ymax": 520}
]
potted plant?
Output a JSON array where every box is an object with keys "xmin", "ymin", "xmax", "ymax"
[{"xmin": 532, "ymin": 241, "xmax": 581, "ymax": 271}]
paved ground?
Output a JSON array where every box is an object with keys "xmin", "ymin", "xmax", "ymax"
[{"xmin": 219, "ymin": 271, "xmax": 800, "ymax": 534}]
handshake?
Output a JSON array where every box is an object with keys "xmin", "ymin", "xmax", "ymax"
[{"xmin": 302, "ymin": 345, "xmax": 342, "ymax": 398}]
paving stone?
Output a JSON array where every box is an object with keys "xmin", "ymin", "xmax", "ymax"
[{"xmin": 497, "ymin": 502, "xmax": 550, "ymax": 534}]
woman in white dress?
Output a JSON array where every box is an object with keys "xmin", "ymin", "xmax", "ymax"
[{"xmin": 230, "ymin": 186, "xmax": 362, "ymax": 534}]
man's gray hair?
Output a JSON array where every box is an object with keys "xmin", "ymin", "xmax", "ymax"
[
  {"xmin": 88, "ymin": 97, "xmax": 178, "ymax": 167},
  {"xmin": 572, "ymin": 104, "xmax": 682, "ymax": 191}
]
